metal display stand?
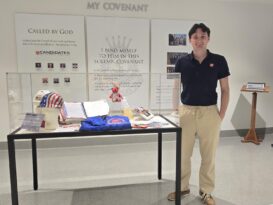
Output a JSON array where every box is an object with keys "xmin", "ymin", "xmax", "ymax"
[{"xmin": 7, "ymin": 115, "xmax": 182, "ymax": 205}]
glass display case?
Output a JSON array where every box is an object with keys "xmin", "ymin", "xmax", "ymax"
[{"xmin": 6, "ymin": 72, "xmax": 181, "ymax": 131}]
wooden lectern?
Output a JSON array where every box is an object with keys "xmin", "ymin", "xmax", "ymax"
[{"xmin": 240, "ymin": 85, "xmax": 270, "ymax": 145}]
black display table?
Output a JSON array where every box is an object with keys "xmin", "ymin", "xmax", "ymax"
[{"xmin": 7, "ymin": 115, "xmax": 182, "ymax": 205}]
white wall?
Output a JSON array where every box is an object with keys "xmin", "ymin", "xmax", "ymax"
[{"xmin": 1, "ymin": 0, "xmax": 273, "ymax": 141}]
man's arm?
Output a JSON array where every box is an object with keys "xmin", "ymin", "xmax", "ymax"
[
  {"xmin": 172, "ymin": 77, "xmax": 181, "ymax": 111},
  {"xmin": 219, "ymin": 76, "xmax": 230, "ymax": 120}
]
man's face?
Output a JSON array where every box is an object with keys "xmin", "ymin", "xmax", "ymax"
[{"xmin": 189, "ymin": 28, "xmax": 210, "ymax": 51}]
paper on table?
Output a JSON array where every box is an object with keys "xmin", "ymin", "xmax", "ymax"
[
  {"xmin": 63, "ymin": 102, "xmax": 86, "ymax": 119},
  {"xmin": 130, "ymin": 116, "xmax": 173, "ymax": 128},
  {"xmin": 83, "ymin": 100, "xmax": 109, "ymax": 117},
  {"xmin": 246, "ymin": 82, "xmax": 265, "ymax": 90}
]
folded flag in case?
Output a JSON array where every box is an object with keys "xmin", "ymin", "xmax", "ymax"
[{"xmin": 79, "ymin": 115, "xmax": 131, "ymax": 131}]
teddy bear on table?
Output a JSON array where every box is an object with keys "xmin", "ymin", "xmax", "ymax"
[{"xmin": 109, "ymin": 82, "xmax": 123, "ymax": 102}]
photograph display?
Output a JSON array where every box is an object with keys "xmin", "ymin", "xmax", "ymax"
[
  {"xmin": 168, "ymin": 34, "xmax": 187, "ymax": 46},
  {"xmin": 167, "ymin": 66, "xmax": 175, "ymax": 73},
  {"xmin": 167, "ymin": 52, "xmax": 188, "ymax": 65},
  {"xmin": 30, "ymin": 73, "xmax": 87, "ymax": 102},
  {"xmin": 151, "ymin": 19, "xmax": 194, "ymax": 73},
  {"xmin": 150, "ymin": 19, "xmax": 194, "ymax": 109}
]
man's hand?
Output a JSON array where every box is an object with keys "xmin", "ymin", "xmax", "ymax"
[{"xmin": 219, "ymin": 77, "xmax": 230, "ymax": 121}]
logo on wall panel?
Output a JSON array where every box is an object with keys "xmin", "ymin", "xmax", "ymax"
[
  {"xmin": 35, "ymin": 50, "xmax": 70, "ymax": 55},
  {"xmin": 105, "ymin": 36, "xmax": 132, "ymax": 49}
]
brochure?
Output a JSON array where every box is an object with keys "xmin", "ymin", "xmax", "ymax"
[{"xmin": 21, "ymin": 113, "xmax": 45, "ymax": 132}]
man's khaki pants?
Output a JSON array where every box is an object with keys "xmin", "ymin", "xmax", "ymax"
[{"xmin": 179, "ymin": 104, "xmax": 221, "ymax": 194}]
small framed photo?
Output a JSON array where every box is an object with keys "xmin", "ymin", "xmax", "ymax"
[
  {"xmin": 72, "ymin": 63, "xmax": 78, "ymax": 69},
  {"xmin": 35, "ymin": 62, "xmax": 42, "ymax": 69},
  {"xmin": 167, "ymin": 66, "xmax": 175, "ymax": 73},
  {"xmin": 53, "ymin": 78, "xmax": 59, "ymax": 84},
  {"xmin": 167, "ymin": 52, "xmax": 188, "ymax": 65},
  {"xmin": 60, "ymin": 63, "xmax": 66, "ymax": 69},
  {"xmin": 48, "ymin": 63, "xmax": 54, "ymax": 69},
  {"xmin": 42, "ymin": 77, "xmax": 48, "ymax": 84},
  {"xmin": 64, "ymin": 77, "xmax": 70, "ymax": 83},
  {"xmin": 169, "ymin": 34, "xmax": 187, "ymax": 46}
]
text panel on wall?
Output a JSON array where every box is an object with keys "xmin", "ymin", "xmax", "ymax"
[
  {"xmin": 86, "ymin": 16, "xmax": 150, "ymax": 108},
  {"xmin": 15, "ymin": 13, "xmax": 86, "ymax": 73}
]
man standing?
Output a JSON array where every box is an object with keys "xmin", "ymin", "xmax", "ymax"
[{"xmin": 167, "ymin": 23, "xmax": 230, "ymax": 205}]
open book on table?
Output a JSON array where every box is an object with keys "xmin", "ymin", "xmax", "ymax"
[{"xmin": 61, "ymin": 100, "xmax": 109, "ymax": 123}]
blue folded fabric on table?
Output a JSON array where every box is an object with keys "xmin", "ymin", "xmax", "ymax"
[{"xmin": 79, "ymin": 115, "xmax": 131, "ymax": 131}]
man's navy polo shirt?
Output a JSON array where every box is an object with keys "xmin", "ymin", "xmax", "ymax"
[{"xmin": 175, "ymin": 50, "xmax": 230, "ymax": 106}]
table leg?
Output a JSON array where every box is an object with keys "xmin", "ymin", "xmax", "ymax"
[
  {"xmin": 241, "ymin": 92, "xmax": 262, "ymax": 145},
  {"xmin": 8, "ymin": 137, "xmax": 19, "ymax": 205},
  {"xmin": 175, "ymin": 129, "xmax": 182, "ymax": 205},
  {"xmin": 158, "ymin": 132, "xmax": 162, "ymax": 180},
  {"xmin": 32, "ymin": 138, "xmax": 38, "ymax": 190}
]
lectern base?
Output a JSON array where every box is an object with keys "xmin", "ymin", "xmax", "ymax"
[{"xmin": 241, "ymin": 128, "xmax": 262, "ymax": 145}]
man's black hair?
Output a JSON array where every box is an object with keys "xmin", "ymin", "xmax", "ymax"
[{"xmin": 188, "ymin": 23, "xmax": 210, "ymax": 38}]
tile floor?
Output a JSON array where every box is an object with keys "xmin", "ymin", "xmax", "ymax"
[{"xmin": 1, "ymin": 135, "xmax": 273, "ymax": 205}]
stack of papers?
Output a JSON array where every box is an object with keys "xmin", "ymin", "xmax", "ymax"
[
  {"xmin": 130, "ymin": 116, "xmax": 172, "ymax": 128},
  {"xmin": 246, "ymin": 82, "xmax": 265, "ymax": 91}
]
